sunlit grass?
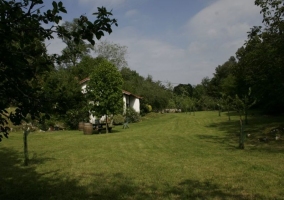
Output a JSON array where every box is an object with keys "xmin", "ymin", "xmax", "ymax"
[{"xmin": 1, "ymin": 111, "xmax": 284, "ymax": 199}]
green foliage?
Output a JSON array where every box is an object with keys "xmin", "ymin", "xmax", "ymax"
[
  {"xmin": 125, "ymin": 108, "xmax": 140, "ymax": 123},
  {"xmin": 113, "ymin": 114, "xmax": 125, "ymax": 125},
  {"xmin": 43, "ymin": 69, "xmax": 85, "ymax": 116},
  {"xmin": 71, "ymin": 56, "xmax": 105, "ymax": 81},
  {"xmin": 59, "ymin": 19, "xmax": 94, "ymax": 68},
  {"xmin": 65, "ymin": 105, "xmax": 90, "ymax": 130},
  {"xmin": 173, "ymin": 84, "xmax": 193, "ymax": 97},
  {"xmin": 232, "ymin": 0, "xmax": 284, "ymax": 114},
  {"xmin": 95, "ymin": 40, "xmax": 128, "ymax": 70},
  {"xmin": 147, "ymin": 104, "xmax": 152, "ymax": 112},
  {"xmin": 0, "ymin": 0, "xmax": 117, "ymax": 141},
  {"xmin": 120, "ymin": 67, "xmax": 172, "ymax": 112},
  {"xmin": 87, "ymin": 59, "xmax": 123, "ymax": 117},
  {"xmin": 37, "ymin": 123, "xmax": 49, "ymax": 132},
  {"xmin": 233, "ymin": 88, "xmax": 256, "ymax": 124},
  {"xmin": 192, "ymin": 0, "xmax": 284, "ymax": 115}
]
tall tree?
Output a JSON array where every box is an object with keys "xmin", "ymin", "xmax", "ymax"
[
  {"xmin": 94, "ymin": 40, "xmax": 128, "ymax": 70},
  {"xmin": 173, "ymin": 84, "xmax": 193, "ymax": 97},
  {"xmin": 59, "ymin": 19, "xmax": 94, "ymax": 68},
  {"xmin": 71, "ymin": 56, "xmax": 105, "ymax": 81},
  {"xmin": 0, "ymin": 0, "xmax": 118, "ymax": 141},
  {"xmin": 233, "ymin": 0, "xmax": 284, "ymax": 114},
  {"xmin": 86, "ymin": 59, "xmax": 123, "ymax": 133},
  {"xmin": 42, "ymin": 69, "xmax": 85, "ymax": 122},
  {"xmin": 210, "ymin": 56, "xmax": 237, "ymax": 98}
]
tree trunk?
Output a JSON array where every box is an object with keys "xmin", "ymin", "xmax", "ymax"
[
  {"xmin": 23, "ymin": 130, "xmax": 29, "ymax": 166},
  {"xmin": 239, "ymin": 118, "xmax": 245, "ymax": 149},
  {"xmin": 105, "ymin": 115, "xmax": 109, "ymax": 133},
  {"xmin": 245, "ymin": 107, "xmax": 248, "ymax": 125},
  {"xmin": 227, "ymin": 110, "xmax": 231, "ymax": 121}
]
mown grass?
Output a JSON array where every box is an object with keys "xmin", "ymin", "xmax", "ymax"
[{"xmin": 1, "ymin": 111, "xmax": 284, "ymax": 199}]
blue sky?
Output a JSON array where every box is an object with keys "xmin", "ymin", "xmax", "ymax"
[{"xmin": 46, "ymin": 0, "xmax": 263, "ymax": 85}]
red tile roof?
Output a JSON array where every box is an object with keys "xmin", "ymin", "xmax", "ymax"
[{"xmin": 79, "ymin": 77, "xmax": 90, "ymax": 84}]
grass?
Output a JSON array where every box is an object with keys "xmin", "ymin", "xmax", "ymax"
[{"xmin": 1, "ymin": 111, "xmax": 284, "ymax": 199}]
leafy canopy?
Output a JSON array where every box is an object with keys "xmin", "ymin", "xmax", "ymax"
[
  {"xmin": 0, "ymin": 0, "xmax": 117, "ymax": 141},
  {"xmin": 86, "ymin": 59, "xmax": 124, "ymax": 117}
]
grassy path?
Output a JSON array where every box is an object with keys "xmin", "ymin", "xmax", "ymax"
[{"xmin": 1, "ymin": 112, "xmax": 284, "ymax": 199}]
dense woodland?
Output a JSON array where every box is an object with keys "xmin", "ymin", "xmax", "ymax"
[{"xmin": 1, "ymin": 0, "xmax": 284, "ymax": 139}]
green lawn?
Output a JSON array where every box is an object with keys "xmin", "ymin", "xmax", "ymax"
[{"xmin": 1, "ymin": 111, "xmax": 284, "ymax": 199}]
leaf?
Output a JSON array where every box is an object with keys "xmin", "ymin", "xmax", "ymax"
[
  {"xmin": 59, "ymin": 7, "xmax": 67, "ymax": 13},
  {"xmin": 52, "ymin": 1, "xmax": 58, "ymax": 11}
]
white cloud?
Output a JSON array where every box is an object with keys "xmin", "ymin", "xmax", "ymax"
[
  {"xmin": 46, "ymin": 0, "xmax": 263, "ymax": 85},
  {"xmin": 177, "ymin": 0, "xmax": 263, "ymax": 83},
  {"xmin": 104, "ymin": 28, "xmax": 198, "ymax": 84},
  {"xmin": 186, "ymin": 0, "xmax": 261, "ymax": 41},
  {"xmin": 103, "ymin": 0, "xmax": 262, "ymax": 84}
]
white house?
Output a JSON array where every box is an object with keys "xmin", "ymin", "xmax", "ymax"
[
  {"xmin": 122, "ymin": 90, "xmax": 141, "ymax": 114},
  {"xmin": 79, "ymin": 77, "xmax": 142, "ymax": 114}
]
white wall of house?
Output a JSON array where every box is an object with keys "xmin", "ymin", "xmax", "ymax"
[
  {"xmin": 123, "ymin": 95, "xmax": 127, "ymax": 114},
  {"xmin": 81, "ymin": 83, "xmax": 87, "ymax": 94},
  {"xmin": 130, "ymin": 96, "xmax": 140, "ymax": 113},
  {"xmin": 123, "ymin": 94, "xmax": 140, "ymax": 114},
  {"xmin": 81, "ymin": 79, "xmax": 141, "ymax": 120}
]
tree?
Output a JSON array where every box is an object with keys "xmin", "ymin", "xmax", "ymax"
[
  {"xmin": 209, "ymin": 56, "xmax": 237, "ymax": 98},
  {"xmin": 232, "ymin": 0, "xmax": 284, "ymax": 114},
  {"xmin": 233, "ymin": 88, "xmax": 256, "ymax": 149},
  {"xmin": 42, "ymin": 68, "xmax": 87, "ymax": 129},
  {"xmin": 94, "ymin": 40, "xmax": 128, "ymax": 70},
  {"xmin": 220, "ymin": 93, "xmax": 232, "ymax": 121},
  {"xmin": 173, "ymin": 84, "xmax": 193, "ymax": 97},
  {"xmin": 71, "ymin": 56, "xmax": 105, "ymax": 81},
  {"xmin": 86, "ymin": 59, "xmax": 123, "ymax": 133},
  {"xmin": 21, "ymin": 115, "xmax": 37, "ymax": 166},
  {"xmin": 59, "ymin": 19, "xmax": 94, "ymax": 68},
  {"xmin": 121, "ymin": 67, "xmax": 144, "ymax": 94},
  {"xmin": 0, "ymin": 0, "xmax": 118, "ymax": 141}
]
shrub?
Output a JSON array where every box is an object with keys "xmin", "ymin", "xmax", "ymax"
[
  {"xmin": 140, "ymin": 103, "xmax": 152, "ymax": 116},
  {"xmin": 64, "ymin": 106, "xmax": 90, "ymax": 130},
  {"xmin": 113, "ymin": 114, "xmax": 124, "ymax": 125},
  {"xmin": 38, "ymin": 123, "xmax": 49, "ymax": 131},
  {"xmin": 147, "ymin": 104, "xmax": 152, "ymax": 112},
  {"xmin": 125, "ymin": 108, "xmax": 140, "ymax": 123}
]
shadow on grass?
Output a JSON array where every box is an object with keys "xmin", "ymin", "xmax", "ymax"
[
  {"xmin": 197, "ymin": 134, "xmax": 239, "ymax": 150},
  {"xmin": 0, "ymin": 147, "xmax": 86, "ymax": 200},
  {"xmin": 0, "ymin": 147, "xmax": 268, "ymax": 199},
  {"xmin": 166, "ymin": 179, "xmax": 265, "ymax": 200},
  {"xmin": 91, "ymin": 128, "xmax": 122, "ymax": 134},
  {"xmin": 205, "ymin": 112, "xmax": 284, "ymax": 152}
]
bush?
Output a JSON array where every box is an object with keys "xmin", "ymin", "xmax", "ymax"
[
  {"xmin": 147, "ymin": 104, "xmax": 152, "ymax": 112},
  {"xmin": 38, "ymin": 123, "xmax": 49, "ymax": 131},
  {"xmin": 140, "ymin": 103, "xmax": 152, "ymax": 116},
  {"xmin": 113, "ymin": 114, "xmax": 124, "ymax": 125},
  {"xmin": 125, "ymin": 108, "xmax": 140, "ymax": 123},
  {"xmin": 64, "ymin": 107, "xmax": 90, "ymax": 130}
]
